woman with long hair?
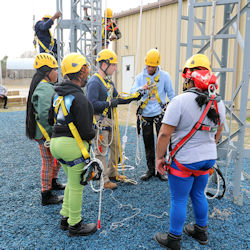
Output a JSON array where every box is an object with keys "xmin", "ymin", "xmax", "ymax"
[{"xmin": 26, "ymin": 53, "xmax": 65, "ymax": 206}]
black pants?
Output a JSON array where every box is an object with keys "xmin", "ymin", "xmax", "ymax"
[
  {"xmin": 142, "ymin": 115, "xmax": 162, "ymax": 174},
  {"xmin": 0, "ymin": 95, "xmax": 7, "ymax": 108}
]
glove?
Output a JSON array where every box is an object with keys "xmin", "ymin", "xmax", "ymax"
[
  {"xmin": 135, "ymin": 89, "xmax": 145, "ymax": 100},
  {"xmin": 110, "ymin": 98, "xmax": 118, "ymax": 108}
]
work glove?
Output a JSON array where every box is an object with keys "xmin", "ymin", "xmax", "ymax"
[
  {"xmin": 110, "ymin": 98, "xmax": 118, "ymax": 108},
  {"xmin": 135, "ymin": 89, "xmax": 145, "ymax": 100}
]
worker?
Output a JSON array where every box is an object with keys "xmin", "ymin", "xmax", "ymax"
[
  {"xmin": 26, "ymin": 53, "xmax": 65, "ymax": 206},
  {"xmin": 130, "ymin": 48, "xmax": 175, "ymax": 182},
  {"xmin": 0, "ymin": 85, "xmax": 8, "ymax": 109},
  {"xmin": 102, "ymin": 8, "xmax": 122, "ymax": 49},
  {"xmin": 154, "ymin": 54, "xmax": 226, "ymax": 249},
  {"xmin": 34, "ymin": 12, "xmax": 61, "ymax": 59},
  {"xmin": 49, "ymin": 53, "xmax": 97, "ymax": 237},
  {"xmin": 87, "ymin": 49, "xmax": 142, "ymax": 190}
]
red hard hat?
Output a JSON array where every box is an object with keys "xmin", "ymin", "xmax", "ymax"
[{"xmin": 183, "ymin": 69, "xmax": 218, "ymax": 91}]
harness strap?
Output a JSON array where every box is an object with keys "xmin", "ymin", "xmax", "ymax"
[
  {"xmin": 58, "ymin": 155, "xmax": 90, "ymax": 167},
  {"xmin": 140, "ymin": 73, "xmax": 161, "ymax": 110},
  {"xmin": 94, "ymin": 73, "xmax": 113, "ymax": 117},
  {"xmin": 170, "ymin": 94, "xmax": 216, "ymax": 160},
  {"xmin": 167, "ymin": 159, "xmax": 210, "ymax": 177},
  {"xmin": 35, "ymin": 29, "xmax": 54, "ymax": 53},
  {"xmin": 54, "ymin": 96, "xmax": 91, "ymax": 166},
  {"xmin": 36, "ymin": 121, "xmax": 50, "ymax": 142}
]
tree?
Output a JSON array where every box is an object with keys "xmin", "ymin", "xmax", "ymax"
[{"xmin": 1, "ymin": 56, "xmax": 8, "ymax": 78}]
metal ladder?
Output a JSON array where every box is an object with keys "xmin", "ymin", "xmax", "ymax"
[
  {"xmin": 175, "ymin": 0, "xmax": 250, "ymax": 205},
  {"xmin": 56, "ymin": 0, "xmax": 102, "ymax": 78}
]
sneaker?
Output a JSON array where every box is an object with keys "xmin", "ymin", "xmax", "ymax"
[
  {"xmin": 104, "ymin": 181, "xmax": 117, "ymax": 189},
  {"xmin": 109, "ymin": 175, "xmax": 127, "ymax": 182},
  {"xmin": 3, "ymin": 106, "xmax": 8, "ymax": 109}
]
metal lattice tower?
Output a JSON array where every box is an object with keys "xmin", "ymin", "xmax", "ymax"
[
  {"xmin": 56, "ymin": 0, "xmax": 102, "ymax": 78},
  {"xmin": 175, "ymin": 0, "xmax": 250, "ymax": 205}
]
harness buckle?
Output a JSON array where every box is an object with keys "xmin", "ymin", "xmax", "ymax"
[{"xmin": 208, "ymin": 84, "xmax": 216, "ymax": 97}]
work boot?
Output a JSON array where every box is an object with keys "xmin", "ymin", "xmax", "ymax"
[
  {"xmin": 156, "ymin": 172, "xmax": 168, "ymax": 181},
  {"xmin": 41, "ymin": 190, "xmax": 63, "ymax": 206},
  {"xmin": 60, "ymin": 216, "xmax": 69, "ymax": 231},
  {"xmin": 104, "ymin": 181, "xmax": 117, "ymax": 189},
  {"xmin": 154, "ymin": 232, "xmax": 181, "ymax": 250},
  {"xmin": 109, "ymin": 175, "xmax": 127, "ymax": 182},
  {"xmin": 183, "ymin": 224, "xmax": 208, "ymax": 245},
  {"xmin": 68, "ymin": 220, "xmax": 97, "ymax": 237},
  {"xmin": 52, "ymin": 178, "xmax": 66, "ymax": 190},
  {"xmin": 140, "ymin": 171, "xmax": 155, "ymax": 181}
]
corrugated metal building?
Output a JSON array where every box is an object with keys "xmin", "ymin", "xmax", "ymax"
[
  {"xmin": 112, "ymin": 0, "xmax": 249, "ymax": 109},
  {"xmin": 6, "ymin": 58, "xmax": 35, "ymax": 79}
]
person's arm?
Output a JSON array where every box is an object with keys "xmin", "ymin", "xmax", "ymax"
[
  {"xmin": 87, "ymin": 81, "xmax": 109, "ymax": 114},
  {"xmin": 72, "ymin": 96, "xmax": 96, "ymax": 141},
  {"xmin": 164, "ymin": 72, "xmax": 175, "ymax": 101},
  {"xmin": 37, "ymin": 19, "xmax": 54, "ymax": 31},
  {"xmin": 51, "ymin": 11, "xmax": 61, "ymax": 22},
  {"xmin": 156, "ymin": 124, "xmax": 176, "ymax": 175},
  {"xmin": 215, "ymin": 124, "xmax": 224, "ymax": 143},
  {"xmin": 130, "ymin": 74, "xmax": 145, "ymax": 94}
]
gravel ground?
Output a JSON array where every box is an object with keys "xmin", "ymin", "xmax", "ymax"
[{"xmin": 0, "ymin": 111, "xmax": 249, "ymax": 249}]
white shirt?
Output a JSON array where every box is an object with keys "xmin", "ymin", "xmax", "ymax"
[{"xmin": 162, "ymin": 91, "xmax": 226, "ymax": 164}]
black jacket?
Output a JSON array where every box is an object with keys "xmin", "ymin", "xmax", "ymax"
[{"xmin": 48, "ymin": 80, "xmax": 95, "ymax": 141}]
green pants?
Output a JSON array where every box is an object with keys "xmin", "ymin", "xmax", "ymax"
[{"xmin": 50, "ymin": 136, "xmax": 89, "ymax": 226}]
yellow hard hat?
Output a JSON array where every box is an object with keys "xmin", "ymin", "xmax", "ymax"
[
  {"xmin": 33, "ymin": 53, "xmax": 58, "ymax": 69},
  {"xmin": 104, "ymin": 8, "xmax": 112, "ymax": 18},
  {"xmin": 61, "ymin": 53, "xmax": 88, "ymax": 77},
  {"xmin": 183, "ymin": 54, "xmax": 211, "ymax": 73},
  {"xmin": 96, "ymin": 49, "xmax": 117, "ymax": 64},
  {"xmin": 145, "ymin": 49, "xmax": 161, "ymax": 67},
  {"xmin": 43, "ymin": 14, "xmax": 52, "ymax": 19}
]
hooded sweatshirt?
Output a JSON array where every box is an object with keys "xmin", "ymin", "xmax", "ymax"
[
  {"xmin": 130, "ymin": 66, "xmax": 175, "ymax": 117},
  {"xmin": 49, "ymin": 80, "xmax": 95, "ymax": 141}
]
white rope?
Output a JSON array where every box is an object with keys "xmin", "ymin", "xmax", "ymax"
[
  {"xmin": 135, "ymin": 134, "xmax": 144, "ymax": 166},
  {"xmin": 104, "ymin": 0, "xmax": 107, "ymax": 48},
  {"xmin": 121, "ymin": 0, "xmax": 144, "ymax": 162},
  {"xmin": 99, "ymin": 190, "xmax": 141, "ymax": 233},
  {"xmin": 205, "ymin": 167, "xmax": 220, "ymax": 200}
]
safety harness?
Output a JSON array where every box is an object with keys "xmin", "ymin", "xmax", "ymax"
[
  {"xmin": 165, "ymin": 86, "xmax": 220, "ymax": 178},
  {"xmin": 35, "ymin": 80, "xmax": 53, "ymax": 147},
  {"xmin": 102, "ymin": 19, "xmax": 118, "ymax": 41},
  {"xmin": 53, "ymin": 94, "xmax": 102, "ymax": 185},
  {"xmin": 34, "ymin": 29, "xmax": 55, "ymax": 54},
  {"xmin": 136, "ymin": 73, "xmax": 166, "ymax": 135}
]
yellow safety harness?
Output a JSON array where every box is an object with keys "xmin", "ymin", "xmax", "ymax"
[
  {"xmin": 53, "ymin": 96, "xmax": 91, "ymax": 165},
  {"xmin": 35, "ymin": 79, "xmax": 52, "ymax": 147},
  {"xmin": 34, "ymin": 29, "xmax": 55, "ymax": 53},
  {"xmin": 140, "ymin": 73, "xmax": 162, "ymax": 110},
  {"xmin": 95, "ymin": 73, "xmax": 113, "ymax": 118},
  {"xmin": 102, "ymin": 19, "xmax": 117, "ymax": 40}
]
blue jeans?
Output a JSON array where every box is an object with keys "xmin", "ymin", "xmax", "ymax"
[{"xmin": 168, "ymin": 159, "xmax": 215, "ymax": 236}]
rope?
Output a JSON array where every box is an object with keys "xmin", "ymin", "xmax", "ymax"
[
  {"xmin": 99, "ymin": 190, "xmax": 141, "ymax": 234},
  {"xmin": 121, "ymin": 0, "xmax": 144, "ymax": 166},
  {"xmin": 205, "ymin": 167, "xmax": 220, "ymax": 200}
]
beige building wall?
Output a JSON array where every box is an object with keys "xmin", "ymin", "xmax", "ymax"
[{"xmin": 112, "ymin": 0, "xmax": 249, "ymax": 110}]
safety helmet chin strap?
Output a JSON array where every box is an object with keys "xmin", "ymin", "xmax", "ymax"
[{"xmin": 99, "ymin": 60, "xmax": 111, "ymax": 77}]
